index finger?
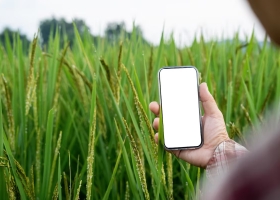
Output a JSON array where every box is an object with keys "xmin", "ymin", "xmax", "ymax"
[{"xmin": 149, "ymin": 101, "xmax": 160, "ymax": 116}]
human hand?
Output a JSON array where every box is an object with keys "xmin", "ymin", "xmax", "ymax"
[{"xmin": 149, "ymin": 82, "xmax": 229, "ymax": 168}]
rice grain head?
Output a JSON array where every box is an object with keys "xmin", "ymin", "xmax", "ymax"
[
  {"xmin": 116, "ymin": 42, "xmax": 123, "ymax": 104},
  {"xmin": 49, "ymin": 131, "xmax": 63, "ymax": 197},
  {"xmin": 63, "ymin": 172, "xmax": 70, "ymax": 200},
  {"xmin": 125, "ymin": 181, "xmax": 130, "ymax": 200},
  {"xmin": 52, "ymin": 183, "xmax": 58, "ymax": 200},
  {"xmin": 75, "ymin": 180, "xmax": 82, "ymax": 200},
  {"xmin": 4, "ymin": 168, "xmax": 17, "ymax": 200},
  {"xmin": 1, "ymin": 74, "xmax": 15, "ymax": 153},
  {"xmin": 166, "ymin": 153, "xmax": 173, "ymax": 199},
  {"xmin": 122, "ymin": 64, "xmax": 157, "ymax": 157},
  {"xmin": 86, "ymin": 107, "xmax": 97, "ymax": 200},
  {"xmin": 123, "ymin": 118, "xmax": 150, "ymax": 200}
]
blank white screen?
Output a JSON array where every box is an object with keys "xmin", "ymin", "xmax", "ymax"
[{"xmin": 159, "ymin": 67, "xmax": 202, "ymax": 149}]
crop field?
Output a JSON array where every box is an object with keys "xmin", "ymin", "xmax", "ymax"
[{"xmin": 0, "ymin": 26, "xmax": 280, "ymax": 199}]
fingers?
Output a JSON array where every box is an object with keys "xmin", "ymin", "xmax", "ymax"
[
  {"xmin": 149, "ymin": 101, "xmax": 160, "ymax": 116},
  {"xmin": 153, "ymin": 117, "xmax": 159, "ymax": 130},
  {"xmin": 154, "ymin": 133, "xmax": 159, "ymax": 143},
  {"xmin": 199, "ymin": 83, "xmax": 221, "ymax": 116}
]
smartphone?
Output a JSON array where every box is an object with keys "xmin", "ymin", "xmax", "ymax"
[{"xmin": 158, "ymin": 66, "xmax": 203, "ymax": 150}]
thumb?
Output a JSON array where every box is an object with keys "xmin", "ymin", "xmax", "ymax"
[{"xmin": 200, "ymin": 83, "xmax": 220, "ymax": 116}]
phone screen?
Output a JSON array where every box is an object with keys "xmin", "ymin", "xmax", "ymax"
[{"xmin": 158, "ymin": 67, "xmax": 202, "ymax": 149}]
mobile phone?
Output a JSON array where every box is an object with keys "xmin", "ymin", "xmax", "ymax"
[{"xmin": 158, "ymin": 66, "xmax": 203, "ymax": 150}]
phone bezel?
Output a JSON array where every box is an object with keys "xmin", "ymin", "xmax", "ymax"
[{"xmin": 158, "ymin": 66, "xmax": 203, "ymax": 150}]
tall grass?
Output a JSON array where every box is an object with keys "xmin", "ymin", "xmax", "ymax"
[{"xmin": 0, "ymin": 26, "xmax": 280, "ymax": 199}]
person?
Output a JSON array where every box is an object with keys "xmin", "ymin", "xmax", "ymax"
[{"xmin": 149, "ymin": 0, "xmax": 280, "ymax": 199}]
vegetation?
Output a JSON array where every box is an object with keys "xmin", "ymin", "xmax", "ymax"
[{"xmin": 0, "ymin": 24, "xmax": 279, "ymax": 200}]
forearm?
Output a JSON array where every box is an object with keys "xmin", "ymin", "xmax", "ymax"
[{"xmin": 206, "ymin": 139, "xmax": 248, "ymax": 181}]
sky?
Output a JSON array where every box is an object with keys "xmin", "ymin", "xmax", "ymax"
[{"xmin": 0, "ymin": 0, "xmax": 266, "ymax": 45}]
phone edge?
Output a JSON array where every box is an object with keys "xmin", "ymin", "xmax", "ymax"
[{"xmin": 157, "ymin": 66, "xmax": 204, "ymax": 151}]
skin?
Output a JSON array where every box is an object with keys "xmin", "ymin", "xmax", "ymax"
[{"xmin": 149, "ymin": 82, "xmax": 229, "ymax": 168}]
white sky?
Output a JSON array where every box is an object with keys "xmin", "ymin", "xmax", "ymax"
[{"xmin": 0, "ymin": 0, "xmax": 265, "ymax": 45}]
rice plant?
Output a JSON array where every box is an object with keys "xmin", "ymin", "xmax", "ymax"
[{"xmin": 0, "ymin": 25, "xmax": 280, "ymax": 200}]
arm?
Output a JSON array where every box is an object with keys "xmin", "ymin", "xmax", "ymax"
[{"xmin": 206, "ymin": 139, "xmax": 248, "ymax": 181}]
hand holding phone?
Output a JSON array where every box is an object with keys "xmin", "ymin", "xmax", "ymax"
[{"xmin": 150, "ymin": 66, "xmax": 229, "ymax": 167}]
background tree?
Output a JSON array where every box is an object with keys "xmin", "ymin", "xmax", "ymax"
[
  {"xmin": 104, "ymin": 22, "xmax": 148, "ymax": 44},
  {"xmin": 39, "ymin": 18, "xmax": 91, "ymax": 47},
  {"xmin": 0, "ymin": 28, "xmax": 30, "ymax": 52}
]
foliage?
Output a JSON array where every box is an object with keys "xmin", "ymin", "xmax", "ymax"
[
  {"xmin": 0, "ymin": 25, "xmax": 279, "ymax": 200},
  {"xmin": 39, "ymin": 18, "xmax": 94, "ymax": 47},
  {"xmin": 105, "ymin": 22, "xmax": 146, "ymax": 44},
  {"xmin": 0, "ymin": 28, "xmax": 30, "ymax": 52}
]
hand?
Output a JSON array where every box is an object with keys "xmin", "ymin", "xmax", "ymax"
[{"xmin": 149, "ymin": 82, "xmax": 229, "ymax": 168}]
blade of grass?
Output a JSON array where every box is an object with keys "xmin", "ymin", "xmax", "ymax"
[
  {"xmin": 102, "ymin": 148, "xmax": 122, "ymax": 200},
  {"xmin": 41, "ymin": 108, "xmax": 54, "ymax": 199},
  {"xmin": 114, "ymin": 119, "xmax": 139, "ymax": 199}
]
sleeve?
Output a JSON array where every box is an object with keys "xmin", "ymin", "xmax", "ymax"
[{"xmin": 206, "ymin": 139, "xmax": 248, "ymax": 181}]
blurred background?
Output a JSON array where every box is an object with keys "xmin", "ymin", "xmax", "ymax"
[
  {"xmin": 1, "ymin": 1, "xmax": 278, "ymax": 199},
  {"xmin": 0, "ymin": 0, "xmax": 265, "ymax": 46}
]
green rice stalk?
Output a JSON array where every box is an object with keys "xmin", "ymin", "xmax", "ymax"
[
  {"xmin": 97, "ymin": 100, "xmax": 107, "ymax": 139},
  {"xmin": 227, "ymin": 122, "xmax": 247, "ymax": 145},
  {"xmin": 122, "ymin": 64, "xmax": 157, "ymax": 156},
  {"xmin": 240, "ymin": 104, "xmax": 253, "ymax": 128},
  {"xmin": 4, "ymin": 168, "xmax": 17, "ymax": 200},
  {"xmin": 25, "ymin": 36, "xmax": 38, "ymax": 116},
  {"xmin": 63, "ymin": 60, "xmax": 89, "ymax": 109},
  {"xmin": 178, "ymin": 50, "xmax": 183, "ymax": 66},
  {"xmin": 260, "ymin": 84, "xmax": 274, "ymax": 115},
  {"xmin": 116, "ymin": 42, "xmax": 123, "ymax": 104},
  {"xmin": 14, "ymin": 158, "xmax": 34, "ymax": 200},
  {"xmin": 102, "ymin": 146, "xmax": 122, "ymax": 200},
  {"xmin": 166, "ymin": 153, "xmax": 173, "ymax": 199},
  {"xmin": 25, "ymin": 62, "xmax": 36, "ymax": 116},
  {"xmin": 48, "ymin": 131, "xmax": 63, "ymax": 197},
  {"xmin": 0, "ymin": 156, "xmax": 8, "ymax": 167},
  {"xmin": 62, "ymin": 59, "xmax": 93, "ymax": 91},
  {"xmin": 73, "ymin": 67, "xmax": 93, "ymax": 91},
  {"xmin": 33, "ymin": 71, "xmax": 41, "ymax": 195},
  {"xmin": 73, "ymin": 66, "xmax": 89, "ymax": 111},
  {"xmin": 122, "ymin": 118, "xmax": 150, "ymax": 200},
  {"xmin": 52, "ymin": 183, "xmax": 58, "ymax": 200},
  {"xmin": 151, "ymin": 173, "xmax": 156, "ymax": 199},
  {"xmin": 125, "ymin": 181, "xmax": 130, "ymax": 200},
  {"xmin": 29, "ymin": 35, "xmax": 37, "ymax": 74},
  {"xmin": 1, "ymin": 74, "xmax": 15, "ymax": 154},
  {"xmin": 53, "ymin": 43, "xmax": 69, "ymax": 112},
  {"xmin": 63, "ymin": 172, "xmax": 70, "ymax": 200},
  {"xmin": 227, "ymin": 59, "xmax": 232, "ymax": 83},
  {"xmin": 86, "ymin": 107, "xmax": 96, "ymax": 200},
  {"xmin": 74, "ymin": 180, "xmax": 82, "ymax": 200},
  {"xmin": 35, "ymin": 138, "xmax": 40, "ymax": 194},
  {"xmin": 187, "ymin": 48, "xmax": 195, "ymax": 66},
  {"xmin": 86, "ymin": 80, "xmax": 97, "ymax": 200},
  {"xmin": 100, "ymin": 58, "xmax": 112, "ymax": 87},
  {"xmin": 148, "ymin": 46, "xmax": 154, "ymax": 91},
  {"xmin": 195, "ymin": 167, "xmax": 201, "ymax": 200},
  {"xmin": 29, "ymin": 165, "xmax": 35, "ymax": 200},
  {"xmin": 135, "ymin": 133, "xmax": 145, "ymax": 172},
  {"xmin": 100, "ymin": 58, "xmax": 118, "ymax": 100}
]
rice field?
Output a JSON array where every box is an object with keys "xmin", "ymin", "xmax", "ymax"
[{"xmin": 0, "ymin": 26, "xmax": 280, "ymax": 199}]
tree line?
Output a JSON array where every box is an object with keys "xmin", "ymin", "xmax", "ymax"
[{"xmin": 0, "ymin": 18, "xmax": 147, "ymax": 49}]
